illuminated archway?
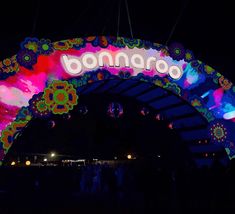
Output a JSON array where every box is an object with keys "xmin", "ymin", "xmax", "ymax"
[{"xmin": 0, "ymin": 36, "xmax": 235, "ymax": 163}]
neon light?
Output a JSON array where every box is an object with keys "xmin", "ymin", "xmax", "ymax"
[
  {"xmin": 82, "ymin": 53, "xmax": 98, "ymax": 69},
  {"xmin": 61, "ymin": 50, "xmax": 183, "ymax": 80},
  {"xmin": 155, "ymin": 59, "xmax": 168, "ymax": 74},
  {"xmin": 114, "ymin": 52, "xmax": 130, "ymax": 67},
  {"xmin": 130, "ymin": 54, "xmax": 145, "ymax": 69},
  {"xmin": 169, "ymin": 66, "xmax": 182, "ymax": 79},
  {"xmin": 146, "ymin": 57, "xmax": 156, "ymax": 70},
  {"xmin": 201, "ymin": 91, "xmax": 210, "ymax": 98},
  {"xmin": 98, "ymin": 51, "xmax": 114, "ymax": 67},
  {"xmin": 224, "ymin": 110, "xmax": 235, "ymax": 120},
  {"xmin": 61, "ymin": 55, "xmax": 82, "ymax": 76}
]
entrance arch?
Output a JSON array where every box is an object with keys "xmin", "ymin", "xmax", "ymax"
[{"xmin": 0, "ymin": 36, "xmax": 235, "ymax": 163}]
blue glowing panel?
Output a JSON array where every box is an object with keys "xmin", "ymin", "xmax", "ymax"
[
  {"xmin": 162, "ymin": 105, "xmax": 195, "ymax": 119},
  {"xmin": 180, "ymin": 129, "xmax": 208, "ymax": 141},
  {"xmin": 136, "ymin": 88, "xmax": 167, "ymax": 102},
  {"xmin": 173, "ymin": 116, "xmax": 206, "ymax": 129},
  {"xmin": 109, "ymin": 80, "xmax": 138, "ymax": 94},
  {"xmin": 82, "ymin": 81, "xmax": 105, "ymax": 94},
  {"xmin": 149, "ymin": 95, "xmax": 182, "ymax": 110},
  {"xmin": 122, "ymin": 83, "xmax": 152, "ymax": 97},
  {"xmin": 94, "ymin": 79, "xmax": 122, "ymax": 93}
]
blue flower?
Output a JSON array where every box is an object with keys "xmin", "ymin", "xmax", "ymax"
[{"xmin": 38, "ymin": 39, "xmax": 54, "ymax": 55}]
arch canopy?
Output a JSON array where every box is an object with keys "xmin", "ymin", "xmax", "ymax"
[{"xmin": 0, "ymin": 36, "xmax": 235, "ymax": 162}]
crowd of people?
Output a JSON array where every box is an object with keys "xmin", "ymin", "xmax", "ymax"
[{"xmin": 0, "ymin": 159, "xmax": 235, "ymax": 213}]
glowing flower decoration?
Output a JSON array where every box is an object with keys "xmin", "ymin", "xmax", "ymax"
[
  {"xmin": 204, "ymin": 65, "xmax": 215, "ymax": 75},
  {"xmin": 191, "ymin": 99, "xmax": 202, "ymax": 107},
  {"xmin": 184, "ymin": 49, "xmax": 194, "ymax": 62},
  {"xmin": 112, "ymin": 37, "xmax": 126, "ymax": 48},
  {"xmin": 16, "ymin": 107, "xmax": 32, "ymax": 121},
  {"xmin": 43, "ymin": 80, "xmax": 78, "ymax": 114},
  {"xmin": 3, "ymin": 58, "xmax": 11, "ymax": 67},
  {"xmin": 0, "ymin": 55, "xmax": 19, "ymax": 73},
  {"xmin": 38, "ymin": 39, "xmax": 54, "ymax": 55},
  {"xmin": 160, "ymin": 48, "xmax": 169, "ymax": 57},
  {"xmin": 69, "ymin": 38, "xmax": 86, "ymax": 50},
  {"xmin": 53, "ymin": 40, "xmax": 73, "ymax": 50},
  {"xmin": 0, "ymin": 120, "xmax": 28, "ymax": 150},
  {"xmin": 219, "ymin": 76, "xmax": 232, "ymax": 91},
  {"xmin": 210, "ymin": 122, "xmax": 227, "ymax": 143},
  {"xmin": 168, "ymin": 42, "xmax": 185, "ymax": 61},
  {"xmin": 16, "ymin": 49, "xmax": 37, "ymax": 69},
  {"xmin": 154, "ymin": 80, "xmax": 164, "ymax": 87},
  {"xmin": 107, "ymin": 102, "xmax": 123, "ymax": 118},
  {"xmin": 1, "ymin": 128, "xmax": 14, "ymax": 150},
  {"xmin": 29, "ymin": 92, "xmax": 51, "ymax": 118},
  {"xmin": 86, "ymin": 36, "xmax": 113, "ymax": 48},
  {"xmin": 20, "ymin": 37, "xmax": 39, "ymax": 53},
  {"xmin": 152, "ymin": 42, "xmax": 163, "ymax": 51},
  {"xmin": 163, "ymin": 82, "xmax": 181, "ymax": 95},
  {"xmin": 123, "ymin": 38, "xmax": 143, "ymax": 49}
]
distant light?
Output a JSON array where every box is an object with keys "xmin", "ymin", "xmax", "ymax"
[
  {"xmin": 11, "ymin": 161, "xmax": 16, "ymax": 166},
  {"xmin": 114, "ymin": 156, "xmax": 117, "ymax": 160},
  {"xmin": 25, "ymin": 161, "xmax": 31, "ymax": 166},
  {"xmin": 51, "ymin": 152, "xmax": 55, "ymax": 157},
  {"xmin": 168, "ymin": 123, "xmax": 173, "ymax": 129},
  {"xmin": 140, "ymin": 107, "xmax": 149, "ymax": 116},
  {"xmin": 157, "ymin": 155, "xmax": 161, "ymax": 158},
  {"xmin": 155, "ymin": 114, "xmax": 161, "ymax": 121},
  {"xmin": 127, "ymin": 154, "xmax": 132, "ymax": 160},
  {"xmin": 205, "ymin": 153, "xmax": 208, "ymax": 157},
  {"xmin": 43, "ymin": 158, "xmax": 47, "ymax": 162}
]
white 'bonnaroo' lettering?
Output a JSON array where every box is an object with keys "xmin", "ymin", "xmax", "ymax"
[{"xmin": 61, "ymin": 50, "xmax": 183, "ymax": 80}]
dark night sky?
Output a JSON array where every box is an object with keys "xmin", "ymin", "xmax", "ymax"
[{"xmin": 0, "ymin": 0, "xmax": 234, "ymax": 80}]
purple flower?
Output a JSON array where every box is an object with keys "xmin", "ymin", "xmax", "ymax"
[
  {"xmin": 168, "ymin": 42, "xmax": 185, "ymax": 61},
  {"xmin": 16, "ymin": 49, "xmax": 37, "ymax": 69}
]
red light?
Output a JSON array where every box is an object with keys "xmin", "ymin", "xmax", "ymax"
[
  {"xmin": 155, "ymin": 114, "xmax": 161, "ymax": 120},
  {"xmin": 168, "ymin": 123, "xmax": 173, "ymax": 129}
]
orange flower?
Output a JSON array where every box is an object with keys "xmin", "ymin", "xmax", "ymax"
[{"xmin": 43, "ymin": 80, "xmax": 78, "ymax": 114}]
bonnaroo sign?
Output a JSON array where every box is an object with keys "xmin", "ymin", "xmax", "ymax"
[{"xmin": 1, "ymin": 36, "xmax": 235, "ymax": 162}]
